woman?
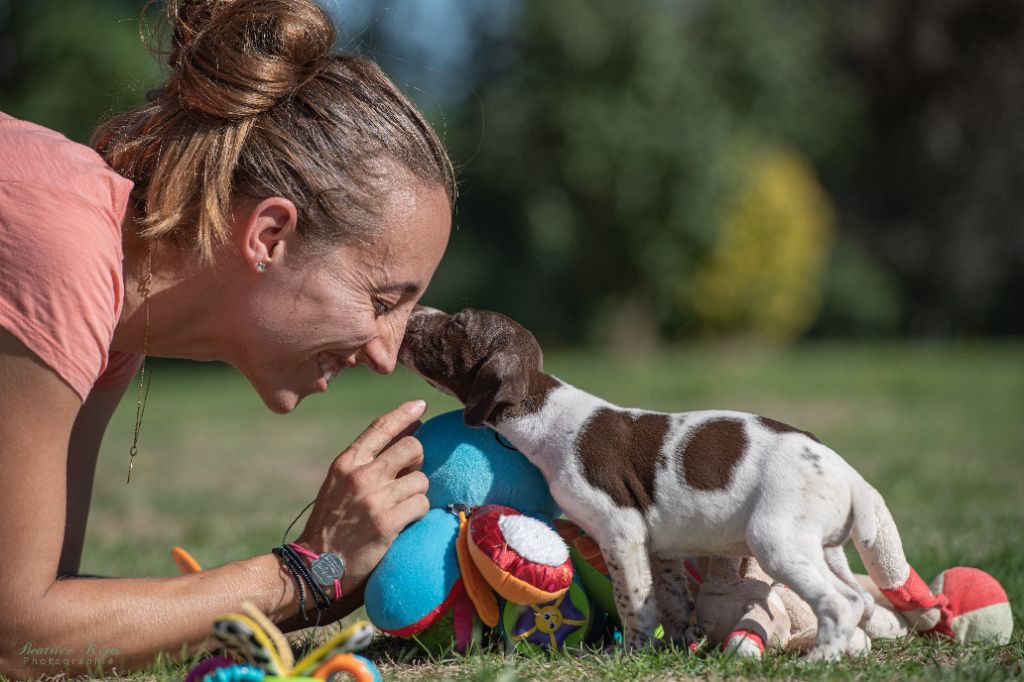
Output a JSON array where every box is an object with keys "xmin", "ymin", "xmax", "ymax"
[{"xmin": 0, "ymin": 0, "xmax": 454, "ymax": 676}]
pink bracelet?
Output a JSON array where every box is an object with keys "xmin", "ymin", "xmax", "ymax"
[
  {"xmin": 287, "ymin": 543, "xmax": 344, "ymax": 599},
  {"xmin": 287, "ymin": 542, "xmax": 319, "ymax": 561}
]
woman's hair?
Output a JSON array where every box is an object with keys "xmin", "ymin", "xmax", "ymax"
[{"xmin": 92, "ymin": 0, "xmax": 455, "ymax": 261}]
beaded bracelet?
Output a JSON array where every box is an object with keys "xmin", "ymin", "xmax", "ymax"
[
  {"xmin": 278, "ymin": 544, "xmax": 331, "ymax": 610},
  {"xmin": 271, "ymin": 545, "xmax": 311, "ymax": 621}
]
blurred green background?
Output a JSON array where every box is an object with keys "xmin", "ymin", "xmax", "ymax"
[{"xmin": 2, "ymin": 0, "xmax": 1022, "ymax": 345}]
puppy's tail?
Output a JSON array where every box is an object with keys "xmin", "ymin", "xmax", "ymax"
[
  {"xmin": 849, "ymin": 479, "xmax": 878, "ymax": 550},
  {"xmin": 850, "ymin": 480, "xmax": 945, "ymax": 631}
]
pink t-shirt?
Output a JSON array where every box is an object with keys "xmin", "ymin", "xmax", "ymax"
[{"xmin": 0, "ymin": 112, "xmax": 143, "ymax": 401}]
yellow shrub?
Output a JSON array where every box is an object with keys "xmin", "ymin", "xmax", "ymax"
[{"xmin": 692, "ymin": 148, "xmax": 835, "ymax": 341}]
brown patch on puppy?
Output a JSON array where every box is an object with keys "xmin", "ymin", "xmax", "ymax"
[
  {"xmin": 757, "ymin": 416, "xmax": 820, "ymax": 443},
  {"xmin": 678, "ymin": 419, "xmax": 748, "ymax": 491},
  {"xmin": 575, "ymin": 408, "xmax": 671, "ymax": 510}
]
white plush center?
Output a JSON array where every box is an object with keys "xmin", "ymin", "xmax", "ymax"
[{"xmin": 497, "ymin": 514, "xmax": 569, "ymax": 567}]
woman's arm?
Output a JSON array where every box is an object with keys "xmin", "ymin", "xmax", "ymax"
[
  {"xmin": 58, "ymin": 384, "xmax": 130, "ymax": 577},
  {"xmin": 0, "ymin": 330, "xmax": 429, "ymax": 678}
]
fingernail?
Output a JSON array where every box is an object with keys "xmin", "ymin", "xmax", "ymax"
[{"xmin": 404, "ymin": 399, "xmax": 427, "ymax": 416}]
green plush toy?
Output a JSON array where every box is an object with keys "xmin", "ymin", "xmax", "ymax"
[{"xmin": 364, "ymin": 410, "xmax": 600, "ymax": 652}]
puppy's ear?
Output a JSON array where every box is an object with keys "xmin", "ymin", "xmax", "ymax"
[{"xmin": 463, "ymin": 352, "xmax": 529, "ymax": 426}]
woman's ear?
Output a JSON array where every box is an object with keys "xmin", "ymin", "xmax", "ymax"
[{"xmin": 239, "ymin": 196, "xmax": 298, "ymax": 272}]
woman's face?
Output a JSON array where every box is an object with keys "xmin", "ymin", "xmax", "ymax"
[{"xmin": 234, "ymin": 179, "xmax": 451, "ymax": 414}]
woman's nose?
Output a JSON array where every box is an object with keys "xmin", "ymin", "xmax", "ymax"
[{"xmin": 359, "ymin": 335, "xmax": 399, "ymax": 375}]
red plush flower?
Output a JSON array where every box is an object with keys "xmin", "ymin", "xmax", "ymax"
[{"xmin": 468, "ymin": 505, "xmax": 573, "ymax": 605}]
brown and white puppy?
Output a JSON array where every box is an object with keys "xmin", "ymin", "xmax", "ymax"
[{"xmin": 400, "ymin": 307, "xmax": 917, "ymax": 660}]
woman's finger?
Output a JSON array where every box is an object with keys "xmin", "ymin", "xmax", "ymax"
[
  {"xmin": 343, "ymin": 400, "xmax": 426, "ymax": 466},
  {"xmin": 369, "ymin": 435, "xmax": 425, "ymax": 481},
  {"xmin": 385, "ymin": 493, "xmax": 431, "ymax": 535},
  {"xmin": 381, "ymin": 469, "xmax": 430, "ymax": 506},
  {"xmin": 380, "ymin": 420, "xmax": 422, "ymax": 456}
]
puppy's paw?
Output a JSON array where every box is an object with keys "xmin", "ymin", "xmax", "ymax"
[
  {"xmin": 683, "ymin": 625, "xmax": 705, "ymax": 653},
  {"xmin": 655, "ymin": 625, "xmax": 704, "ymax": 654},
  {"xmin": 846, "ymin": 627, "xmax": 871, "ymax": 657},
  {"xmin": 623, "ymin": 626, "xmax": 666, "ymax": 653},
  {"xmin": 804, "ymin": 644, "xmax": 845, "ymax": 662}
]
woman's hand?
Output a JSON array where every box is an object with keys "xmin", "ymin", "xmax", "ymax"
[{"xmin": 295, "ymin": 399, "xmax": 431, "ymax": 592}]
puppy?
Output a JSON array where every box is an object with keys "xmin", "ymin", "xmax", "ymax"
[{"xmin": 400, "ymin": 306, "xmax": 923, "ymax": 660}]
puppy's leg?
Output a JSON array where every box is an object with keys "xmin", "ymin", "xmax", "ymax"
[
  {"xmin": 649, "ymin": 554, "xmax": 698, "ymax": 650},
  {"xmin": 605, "ymin": 540, "xmax": 659, "ymax": 650},
  {"xmin": 824, "ymin": 548, "xmax": 873, "ymax": 612},
  {"xmin": 748, "ymin": 527, "xmax": 857, "ymax": 661},
  {"xmin": 824, "ymin": 547, "xmax": 873, "ymax": 656}
]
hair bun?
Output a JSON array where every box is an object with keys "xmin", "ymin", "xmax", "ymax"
[{"xmin": 165, "ymin": 0, "xmax": 334, "ymax": 121}]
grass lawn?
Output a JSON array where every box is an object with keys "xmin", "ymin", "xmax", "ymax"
[{"xmin": 65, "ymin": 341, "xmax": 1024, "ymax": 679}]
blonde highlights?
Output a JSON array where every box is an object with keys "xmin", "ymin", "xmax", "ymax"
[{"xmin": 92, "ymin": 0, "xmax": 455, "ymax": 261}]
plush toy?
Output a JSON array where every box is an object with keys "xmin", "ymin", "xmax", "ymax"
[
  {"xmin": 170, "ymin": 550, "xmax": 382, "ymax": 680},
  {"xmin": 559, "ymin": 518, "xmax": 1012, "ymax": 657},
  {"xmin": 363, "ymin": 409, "xmax": 596, "ymax": 652},
  {"xmin": 181, "ymin": 601, "xmax": 381, "ymax": 681},
  {"xmin": 692, "ymin": 557, "xmax": 1013, "ymax": 657},
  {"xmin": 690, "ymin": 556, "xmax": 904, "ymax": 657}
]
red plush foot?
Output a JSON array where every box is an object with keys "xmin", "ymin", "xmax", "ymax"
[
  {"xmin": 723, "ymin": 629, "xmax": 765, "ymax": 658},
  {"xmin": 879, "ymin": 565, "xmax": 947, "ymax": 612},
  {"xmin": 926, "ymin": 567, "xmax": 1013, "ymax": 644}
]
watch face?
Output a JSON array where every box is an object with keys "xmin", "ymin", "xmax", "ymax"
[{"xmin": 311, "ymin": 552, "xmax": 345, "ymax": 587}]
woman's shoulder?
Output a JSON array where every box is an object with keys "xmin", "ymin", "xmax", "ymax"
[
  {"xmin": 0, "ymin": 112, "xmax": 132, "ymax": 276},
  {"xmin": 0, "ymin": 112, "xmax": 133, "ymax": 226},
  {"xmin": 0, "ymin": 113, "xmax": 136, "ymax": 402}
]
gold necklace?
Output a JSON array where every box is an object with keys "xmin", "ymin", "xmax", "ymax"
[{"xmin": 127, "ymin": 242, "xmax": 154, "ymax": 485}]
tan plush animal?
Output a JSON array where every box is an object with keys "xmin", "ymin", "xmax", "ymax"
[
  {"xmin": 689, "ymin": 557, "xmax": 1012, "ymax": 657},
  {"xmin": 690, "ymin": 556, "xmax": 907, "ymax": 657}
]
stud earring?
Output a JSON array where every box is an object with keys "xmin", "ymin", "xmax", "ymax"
[{"xmin": 256, "ymin": 262, "xmax": 267, "ymax": 272}]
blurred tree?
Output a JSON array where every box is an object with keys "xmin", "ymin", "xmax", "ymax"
[
  {"xmin": 692, "ymin": 147, "xmax": 835, "ymax": 341},
  {"xmin": 0, "ymin": 0, "xmax": 158, "ymax": 143},
  {"xmin": 835, "ymin": 0, "xmax": 1024, "ymax": 335},
  {"xmin": 4, "ymin": 0, "xmax": 1018, "ymax": 339},
  {"xmin": 425, "ymin": 0, "xmax": 855, "ymax": 344}
]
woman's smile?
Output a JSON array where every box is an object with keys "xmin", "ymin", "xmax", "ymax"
[{"xmin": 316, "ymin": 350, "xmax": 350, "ymax": 392}]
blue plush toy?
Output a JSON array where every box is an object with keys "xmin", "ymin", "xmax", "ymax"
[
  {"xmin": 364, "ymin": 410, "xmax": 596, "ymax": 652},
  {"xmin": 416, "ymin": 410, "xmax": 560, "ymax": 517}
]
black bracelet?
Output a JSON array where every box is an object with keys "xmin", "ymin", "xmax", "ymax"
[
  {"xmin": 278, "ymin": 547, "xmax": 322, "ymax": 614},
  {"xmin": 278, "ymin": 544, "xmax": 332, "ymax": 610},
  {"xmin": 272, "ymin": 545, "xmax": 310, "ymax": 621}
]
